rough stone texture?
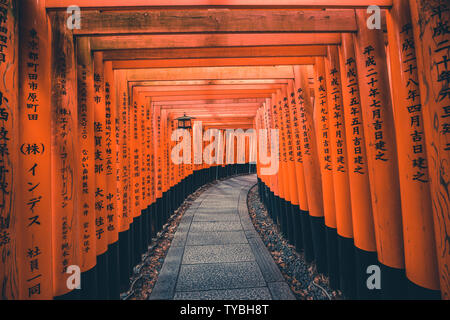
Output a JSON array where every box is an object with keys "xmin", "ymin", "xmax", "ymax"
[
  {"xmin": 150, "ymin": 174, "xmax": 295, "ymax": 300},
  {"xmin": 173, "ymin": 287, "xmax": 272, "ymax": 300}
]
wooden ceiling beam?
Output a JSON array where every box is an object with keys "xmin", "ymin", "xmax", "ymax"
[
  {"xmin": 46, "ymin": 0, "xmax": 392, "ymax": 9},
  {"xmin": 152, "ymin": 98, "xmax": 265, "ymax": 105},
  {"xmin": 129, "ymin": 80, "xmax": 288, "ymax": 88},
  {"xmin": 104, "ymin": 46, "xmax": 327, "ymax": 61},
  {"xmin": 140, "ymin": 89, "xmax": 277, "ymax": 97},
  {"xmin": 135, "ymin": 84, "xmax": 285, "ymax": 91},
  {"xmin": 66, "ymin": 9, "xmax": 357, "ymax": 35},
  {"xmin": 149, "ymin": 93, "xmax": 271, "ymax": 101},
  {"xmin": 121, "ymin": 66, "xmax": 294, "ymax": 81},
  {"xmin": 90, "ymin": 33, "xmax": 341, "ymax": 50},
  {"xmin": 113, "ymin": 57, "xmax": 314, "ymax": 69},
  {"xmin": 160, "ymin": 103, "xmax": 261, "ymax": 110}
]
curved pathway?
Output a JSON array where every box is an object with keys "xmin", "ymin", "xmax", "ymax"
[{"xmin": 150, "ymin": 174, "xmax": 295, "ymax": 300}]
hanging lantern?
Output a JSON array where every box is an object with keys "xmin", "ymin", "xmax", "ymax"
[{"xmin": 176, "ymin": 113, "xmax": 194, "ymax": 130}]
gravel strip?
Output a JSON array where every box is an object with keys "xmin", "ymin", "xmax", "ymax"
[{"xmin": 247, "ymin": 185, "xmax": 344, "ymax": 300}]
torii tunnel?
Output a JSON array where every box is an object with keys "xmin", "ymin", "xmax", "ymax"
[{"xmin": 0, "ymin": 0, "xmax": 448, "ymax": 301}]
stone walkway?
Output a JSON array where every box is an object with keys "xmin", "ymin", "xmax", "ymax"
[{"xmin": 150, "ymin": 174, "xmax": 295, "ymax": 300}]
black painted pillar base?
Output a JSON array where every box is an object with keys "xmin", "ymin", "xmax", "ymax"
[
  {"xmin": 142, "ymin": 208, "xmax": 149, "ymax": 252},
  {"xmin": 54, "ymin": 287, "xmax": 81, "ymax": 300},
  {"xmin": 133, "ymin": 215, "xmax": 142, "ymax": 266},
  {"xmin": 80, "ymin": 266, "xmax": 98, "ymax": 300},
  {"xmin": 310, "ymin": 216, "xmax": 327, "ymax": 274},
  {"xmin": 337, "ymin": 235, "xmax": 356, "ymax": 299},
  {"xmin": 286, "ymin": 203, "xmax": 296, "ymax": 245},
  {"xmin": 299, "ymin": 210, "xmax": 314, "ymax": 263},
  {"xmin": 118, "ymin": 229, "xmax": 131, "ymax": 293},
  {"xmin": 379, "ymin": 263, "xmax": 408, "ymax": 299},
  {"xmin": 96, "ymin": 250, "xmax": 109, "ymax": 300},
  {"xmin": 292, "ymin": 205, "xmax": 303, "ymax": 252},
  {"xmin": 354, "ymin": 247, "xmax": 380, "ymax": 300},
  {"xmin": 406, "ymin": 279, "xmax": 441, "ymax": 300},
  {"xmin": 325, "ymin": 226, "xmax": 340, "ymax": 290},
  {"xmin": 108, "ymin": 241, "xmax": 120, "ymax": 300}
]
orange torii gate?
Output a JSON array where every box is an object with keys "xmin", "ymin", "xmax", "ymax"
[{"xmin": 0, "ymin": 0, "xmax": 448, "ymax": 301}]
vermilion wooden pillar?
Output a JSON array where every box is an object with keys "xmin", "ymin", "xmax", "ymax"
[
  {"xmin": 103, "ymin": 60, "xmax": 120, "ymax": 299},
  {"xmin": 274, "ymin": 91, "xmax": 290, "ymax": 241},
  {"xmin": 115, "ymin": 70, "xmax": 131, "ymax": 292},
  {"xmin": 325, "ymin": 45, "xmax": 355, "ymax": 296},
  {"xmin": 17, "ymin": 0, "xmax": 53, "ymax": 299},
  {"xmin": 280, "ymin": 86, "xmax": 299, "ymax": 247},
  {"xmin": 269, "ymin": 95, "xmax": 284, "ymax": 230},
  {"xmin": 131, "ymin": 89, "xmax": 142, "ymax": 266},
  {"xmin": 143, "ymin": 97, "xmax": 152, "ymax": 249},
  {"xmin": 287, "ymin": 80, "xmax": 308, "ymax": 253},
  {"xmin": 355, "ymin": 9, "xmax": 406, "ymax": 299},
  {"xmin": 50, "ymin": 11, "xmax": 80, "ymax": 299},
  {"xmin": 313, "ymin": 58, "xmax": 338, "ymax": 283},
  {"xmin": 93, "ymin": 51, "xmax": 109, "ymax": 299},
  {"xmin": 409, "ymin": 0, "xmax": 450, "ymax": 300},
  {"xmin": 293, "ymin": 66, "xmax": 327, "ymax": 272},
  {"xmin": 76, "ymin": 37, "xmax": 97, "ymax": 299},
  {"xmin": 386, "ymin": 0, "xmax": 441, "ymax": 299},
  {"xmin": 339, "ymin": 33, "xmax": 378, "ymax": 299},
  {"xmin": 154, "ymin": 105, "xmax": 163, "ymax": 231},
  {"xmin": 0, "ymin": 0, "xmax": 19, "ymax": 300},
  {"xmin": 339, "ymin": 32, "xmax": 378, "ymax": 295},
  {"xmin": 146, "ymin": 100, "xmax": 156, "ymax": 241}
]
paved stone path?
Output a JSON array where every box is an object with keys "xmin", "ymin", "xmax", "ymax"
[{"xmin": 150, "ymin": 174, "xmax": 295, "ymax": 300}]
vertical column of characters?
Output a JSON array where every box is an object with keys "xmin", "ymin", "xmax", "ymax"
[
  {"xmin": 76, "ymin": 38, "xmax": 97, "ymax": 298},
  {"xmin": 154, "ymin": 105, "xmax": 163, "ymax": 230},
  {"xmin": 324, "ymin": 46, "xmax": 354, "ymax": 241},
  {"xmin": 145, "ymin": 100, "xmax": 155, "ymax": 241},
  {"xmin": 93, "ymin": 52, "xmax": 109, "ymax": 299},
  {"xmin": 104, "ymin": 62, "xmax": 118, "ymax": 249},
  {"xmin": 313, "ymin": 58, "xmax": 337, "ymax": 239},
  {"xmin": 0, "ymin": 0, "xmax": 18, "ymax": 300},
  {"xmin": 115, "ymin": 70, "xmax": 131, "ymax": 292},
  {"xmin": 275, "ymin": 90, "xmax": 292, "ymax": 240},
  {"xmin": 355, "ymin": 9, "xmax": 406, "ymax": 298},
  {"xmin": 161, "ymin": 109, "xmax": 169, "ymax": 207},
  {"xmin": 255, "ymin": 109, "xmax": 262, "ymax": 180},
  {"xmin": 138, "ymin": 95, "xmax": 148, "ymax": 249},
  {"xmin": 114, "ymin": 71, "xmax": 129, "ymax": 235},
  {"xmin": 339, "ymin": 33, "xmax": 378, "ymax": 299},
  {"xmin": 292, "ymin": 68, "xmax": 324, "ymax": 221},
  {"xmin": 131, "ymin": 90, "xmax": 140, "ymax": 223},
  {"xmin": 280, "ymin": 86, "xmax": 300, "ymax": 248},
  {"xmin": 287, "ymin": 80, "xmax": 308, "ymax": 217},
  {"xmin": 264, "ymin": 101, "xmax": 277, "ymax": 200},
  {"xmin": 17, "ymin": 0, "xmax": 53, "ymax": 299},
  {"xmin": 130, "ymin": 88, "xmax": 142, "ymax": 263},
  {"xmin": 49, "ymin": 11, "xmax": 80, "ymax": 298},
  {"xmin": 387, "ymin": 0, "xmax": 441, "ymax": 297},
  {"xmin": 266, "ymin": 99, "xmax": 280, "ymax": 212},
  {"xmin": 409, "ymin": 0, "xmax": 450, "ymax": 299},
  {"xmin": 93, "ymin": 53, "xmax": 108, "ymax": 251},
  {"xmin": 281, "ymin": 86, "xmax": 299, "ymax": 208},
  {"xmin": 103, "ymin": 61, "xmax": 119, "ymax": 299},
  {"xmin": 167, "ymin": 117, "xmax": 175, "ymax": 212}
]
